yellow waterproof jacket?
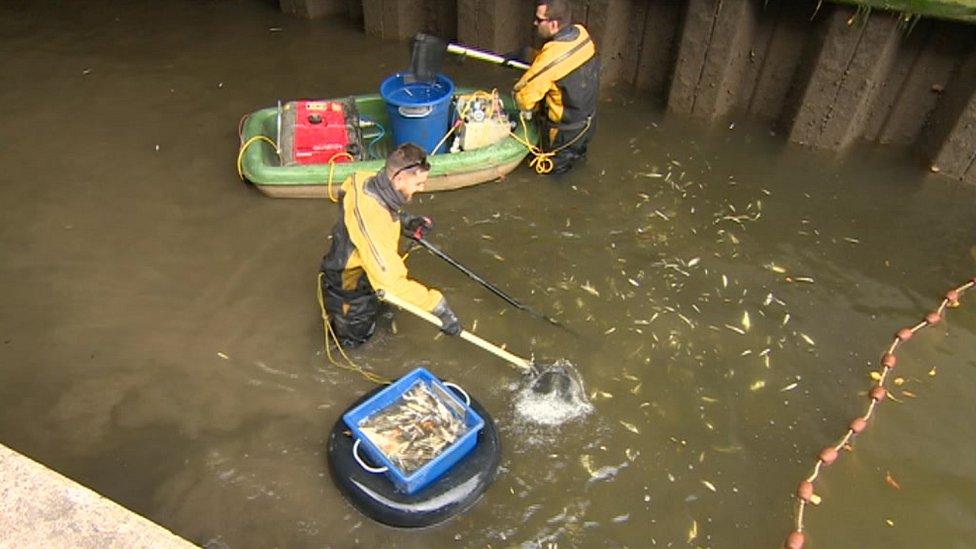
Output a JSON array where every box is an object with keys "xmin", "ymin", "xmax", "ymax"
[
  {"xmin": 322, "ymin": 171, "xmax": 443, "ymax": 313},
  {"xmin": 514, "ymin": 24, "xmax": 599, "ymax": 127}
]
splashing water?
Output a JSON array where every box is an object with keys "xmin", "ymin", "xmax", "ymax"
[{"xmin": 514, "ymin": 359, "xmax": 593, "ymax": 425}]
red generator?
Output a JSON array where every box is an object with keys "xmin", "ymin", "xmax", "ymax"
[{"xmin": 280, "ymin": 100, "xmax": 362, "ymax": 165}]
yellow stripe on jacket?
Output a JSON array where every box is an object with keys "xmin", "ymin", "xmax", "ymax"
[
  {"xmin": 340, "ymin": 172, "xmax": 443, "ymax": 312},
  {"xmin": 514, "ymin": 25, "xmax": 596, "ymax": 124}
]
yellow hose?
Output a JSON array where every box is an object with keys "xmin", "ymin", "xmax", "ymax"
[
  {"xmin": 508, "ymin": 113, "xmax": 591, "ymax": 175},
  {"xmin": 326, "ymin": 151, "xmax": 355, "ymax": 203},
  {"xmin": 236, "ymin": 135, "xmax": 278, "ymax": 180},
  {"xmin": 316, "ymin": 273, "xmax": 390, "ymax": 385}
]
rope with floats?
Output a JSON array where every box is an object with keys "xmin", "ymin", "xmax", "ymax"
[{"xmin": 784, "ymin": 276, "xmax": 976, "ymax": 548}]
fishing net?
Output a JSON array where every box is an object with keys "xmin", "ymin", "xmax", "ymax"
[{"xmin": 515, "ymin": 360, "xmax": 592, "ymax": 425}]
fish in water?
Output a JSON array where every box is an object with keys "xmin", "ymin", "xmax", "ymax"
[
  {"xmin": 359, "ymin": 381, "xmax": 468, "ymax": 474},
  {"xmin": 586, "ymin": 461, "xmax": 629, "ymax": 486}
]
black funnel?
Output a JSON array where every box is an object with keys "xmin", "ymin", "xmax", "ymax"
[{"xmin": 410, "ymin": 33, "xmax": 447, "ymax": 83}]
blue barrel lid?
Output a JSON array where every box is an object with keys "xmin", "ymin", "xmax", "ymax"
[{"xmin": 380, "ymin": 73, "xmax": 455, "ymax": 108}]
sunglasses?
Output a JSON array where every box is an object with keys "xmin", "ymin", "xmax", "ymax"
[{"xmin": 392, "ymin": 159, "xmax": 430, "ymax": 179}]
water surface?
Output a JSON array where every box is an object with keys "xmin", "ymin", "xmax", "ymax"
[{"xmin": 1, "ymin": 2, "xmax": 974, "ymax": 547}]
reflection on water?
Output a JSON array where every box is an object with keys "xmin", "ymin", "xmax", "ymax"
[{"xmin": 1, "ymin": 1, "xmax": 975, "ymax": 548}]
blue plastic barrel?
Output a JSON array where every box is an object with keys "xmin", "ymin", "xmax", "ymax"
[{"xmin": 379, "ymin": 73, "xmax": 455, "ymax": 154}]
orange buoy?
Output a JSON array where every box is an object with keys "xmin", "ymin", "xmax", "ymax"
[
  {"xmin": 870, "ymin": 386, "xmax": 887, "ymax": 401},
  {"xmin": 881, "ymin": 353, "xmax": 896, "ymax": 368},
  {"xmin": 819, "ymin": 447, "xmax": 839, "ymax": 465},
  {"xmin": 797, "ymin": 481, "xmax": 814, "ymax": 502},
  {"xmin": 785, "ymin": 530, "xmax": 805, "ymax": 548},
  {"xmin": 896, "ymin": 328, "xmax": 913, "ymax": 341},
  {"xmin": 925, "ymin": 312, "xmax": 941, "ymax": 324},
  {"xmin": 850, "ymin": 417, "xmax": 868, "ymax": 433}
]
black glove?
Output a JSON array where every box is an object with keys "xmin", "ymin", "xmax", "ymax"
[
  {"xmin": 432, "ymin": 299, "xmax": 462, "ymax": 336},
  {"xmin": 400, "ymin": 213, "xmax": 433, "ymax": 241}
]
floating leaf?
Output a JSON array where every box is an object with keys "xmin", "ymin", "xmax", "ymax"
[
  {"xmin": 701, "ymin": 480, "xmax": 717, "ymax": 492},
  {"xmin": 688, "ymin": 519, "xmax": 698, "ymax": 543},
  {"xmin": 741, "ymin": 311, "xmax": 751, "ymax": 331},
  {"xmin": 780, "ymin": 382, "xmax": 799, "ymax": 392},
  {"xmin": 750, "ymin": 380, "xmax": 766, "ymax": 391},
  {"xmin": 869, "ymin": 371, "xmax": 882, "ymax": 381},
  {"xmin": 687, "ymin": 257, "xmax": 701, "ymax": 267},
  {"xmin": 928, "ymin": 366, "xmax": 937, "ymax": 377},
  {"xmin": 799, "ymin": 333, "xmax": 816, "ymax": 346},
  {"xmin": 581, "ymin": 282, "xmax": 600, "ymax": 296},
  {"xmin": 217, "ymin": 352, "xmax": 229, "ymax": 360}
]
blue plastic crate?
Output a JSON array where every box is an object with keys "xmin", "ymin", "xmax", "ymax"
[{"xmin": 343, "ymin": 367, "xmax": 485, "ymax": 495}]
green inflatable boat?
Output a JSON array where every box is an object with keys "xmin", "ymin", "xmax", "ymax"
[{"xmin": 237, "ymin": 89, "xmax": 538, "ymax": 198}]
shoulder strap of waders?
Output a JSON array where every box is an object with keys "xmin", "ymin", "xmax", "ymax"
[{"xmin": 517, "ymin": 34, "xmax": 593, "ymax": 90}]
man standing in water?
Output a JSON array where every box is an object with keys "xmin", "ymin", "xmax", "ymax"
[
  {"xmin": 513, "ymin": 0, "xmax": 600, "ymax": 175},
  {"xmin": 319, "ymin": 143, "xmax": 462, "ymax": 348}
]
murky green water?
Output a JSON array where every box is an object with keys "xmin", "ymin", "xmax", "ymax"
[{"xmin": 2, "ymin": 2, "xmax": 975, "ymax": 547}]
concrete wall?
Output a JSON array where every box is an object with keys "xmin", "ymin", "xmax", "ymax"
[
  {"xmin": 279, "ymin": 0, "xmax": 346, "ymax": 19},
  {"xmin": 0, "ymin": 444, "xmax": 193, "ymax": 548},
  {"xmin": 281, "ymin": 0, "xmax": 976, "ymax": 183}
]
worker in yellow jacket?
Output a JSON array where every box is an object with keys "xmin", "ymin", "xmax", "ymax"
[
  {"xmin": 319, "ymin": 143, "xmax": 461, "ymax": 348},
  {"xmin": 513, "ymin": 0, "xmax": 600, "ymax": 175}
]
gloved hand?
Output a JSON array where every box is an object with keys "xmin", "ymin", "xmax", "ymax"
[
  {"xmin": 432, "ymin": 299, "xmax": 462, "ymax": 336},
  {"xmin": 400, "ymin": 213, "xmax": 433, "ymax": 241}
]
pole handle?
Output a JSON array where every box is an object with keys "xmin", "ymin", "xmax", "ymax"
[
  {"xmin": 446, "ymin": 43, "xmax": 531, "ymax": 70},
  {"xmin": 378, "ymin": 291, "xmax": 533, "ymax": 373}
]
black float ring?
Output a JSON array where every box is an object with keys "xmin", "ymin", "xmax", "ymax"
[{"xmin": 326, "ymin": 384, "xmax": 501, "ymax": 528}]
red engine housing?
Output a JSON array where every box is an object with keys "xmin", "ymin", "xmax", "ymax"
[{"xmin": 291, "ymin": 101, "xmax": 352, "ymax": 165}]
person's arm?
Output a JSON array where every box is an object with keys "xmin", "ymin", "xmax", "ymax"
[
  {"xmin": 344, "ymin": 190, "xmax": 443, "ymax": 313},
  {"xmin": 514, "ymin": 59, "xmax": 553, "ymax": 112}
]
